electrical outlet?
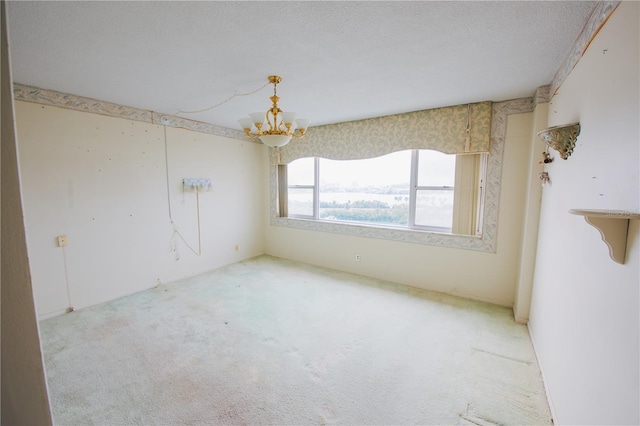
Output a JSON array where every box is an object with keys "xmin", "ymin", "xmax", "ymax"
[
  {"xmin": 355, "ymin": 254, "xmax": 361, "ymax": 262},
  {"xmin": 56, "ymin": 235, "xmax": 68, "ymax": 247}
]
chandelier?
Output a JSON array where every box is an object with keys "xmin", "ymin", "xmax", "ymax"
[{"xmin": 238, "ymin": 75, "xmax": 309, "ymax": 147}]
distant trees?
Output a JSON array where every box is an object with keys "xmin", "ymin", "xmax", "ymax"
[
  {"xmin": 319, "ymin": 201, "xmax": 408, "ymax": 225},
  {"xmin": 319, "ymin": 200, "xmax": 390, "ymax": 209}
]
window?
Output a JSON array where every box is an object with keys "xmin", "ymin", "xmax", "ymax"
[
  {"xmin": 412, "ymin": 150, "xmax": 455, "ymax": 231},
  {"xmin": 286, "ymin": 157, "xmax": 316, "ymax": 217},
  {"xmin": 281, "ymin": 149, "xmax": 484, "ymax": 235}
]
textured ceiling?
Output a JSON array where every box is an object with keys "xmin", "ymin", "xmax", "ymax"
[{"xmin": 7, "ymin": 1, "xmax": 596, "ymax": 129}]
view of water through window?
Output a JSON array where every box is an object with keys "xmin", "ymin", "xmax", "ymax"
[
  {"xmin": 319, "ymin": 151, "xmax": 411, "ymax": 227},
  {"xmin": 287, "ymin": 150, "xmax": 456, "ymax": 230}
]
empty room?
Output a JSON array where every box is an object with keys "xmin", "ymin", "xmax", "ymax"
[{"xmin": 2, "ymin": 1, "xmax": 638, "ymax": 425}]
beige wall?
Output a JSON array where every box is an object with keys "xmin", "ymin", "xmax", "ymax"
[
  {"xmin": 529, "ymin": 2, "xmax": 639, "ymax": 424},
  {"xmin": 15, "ymin": 101, "xmax": 266, "ymax": 317},
  {"xmin": 1, "ymin": 1, "xmax": 52, "ymax": 423},
  {"xmin": 265, "ymin": 111, "xmax": 535, "ymax": 307},
  {"xmin": 514, "ymin": 101, "xmax": 548, "ymax": 322}
]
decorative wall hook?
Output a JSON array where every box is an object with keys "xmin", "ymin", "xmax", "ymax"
[
  {"xmin": 539, "ymin": 151, "xmax": 553, "ymax": 164},
  {"xmin": 537, "ymin": 122, "xmax": 580, "ymax": 160},
  {"xmin": 539, "ymin": 171, "xmax": 550, "ymax": 186}
]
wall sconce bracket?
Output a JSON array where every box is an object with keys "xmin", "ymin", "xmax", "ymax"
[{"xmin": 537, "ymin": 122, "xmax": 580, "ymax": 160}]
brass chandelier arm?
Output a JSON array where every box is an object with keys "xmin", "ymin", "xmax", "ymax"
[
  {"xmin": 245, "ymin": 128, "xmax": 306, "ymax": 138},
  {"xmin": 290, "ymin": 130, "xmax": 306, "ymax": 139},
  {"xmin": 266, "ymin": 108, "xmax": 282, "ymax": 132},
  {"xmin": 242, "ymin": 130, "xmax": 262, "ymax": 139}
]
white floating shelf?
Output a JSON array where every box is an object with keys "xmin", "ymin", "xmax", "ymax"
[{"xmin": 569, "ymin": 209, "xmax": 640, "ymax": 264}]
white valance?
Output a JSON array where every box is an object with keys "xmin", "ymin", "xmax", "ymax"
[{"xmin": 275, "ymin": 101, "xmax": 492, "ymax": 164}]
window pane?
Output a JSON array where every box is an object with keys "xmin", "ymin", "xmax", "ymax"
[
  {"xmin": 288, "ymin": 157, "xmax": 314, "ymax": 186},
  {"xmin": 415, "ymin": 189, "xmax": 454, "ymax": 229},
  {"xmin": 288, "ymin": 188, "xmax": 314, "ymax": 216},
  {"xmin": 417, "ymin": 150, "xmax": 456, "ymax": 187},
  {"xmin": 319, "ymin": 151, "xmax": 410, "ymax": 227}
]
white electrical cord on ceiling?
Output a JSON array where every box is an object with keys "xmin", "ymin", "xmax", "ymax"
[{"xmin": 171, "ymin": 80, "xmax": 270, "ymax": 117}]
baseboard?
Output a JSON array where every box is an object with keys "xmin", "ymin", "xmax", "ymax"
[
  {"xmin": 37, "ymin": 308, "xmax": 68, "ymax": 321},
  {"xmin": 514, "ymin": 315, "xmax": 528, "ymax": 324},
  {"xmin": 527, "ymin": 321, "xmax": 558, "ymax": 425}
]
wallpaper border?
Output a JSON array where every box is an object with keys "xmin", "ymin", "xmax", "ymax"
[
  {"xmin": 12, "ymin": 83, "xmax": 252, "ymax": 142},
  {"xmin": 550, "ymin": 1, "xmax": 620, "ymax": 96},
  {"xmin": 269, "ymin": 97, "xmax": 535, "ymax": 253}
]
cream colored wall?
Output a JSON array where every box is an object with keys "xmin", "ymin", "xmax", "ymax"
[
  {"xmin": 529, "ymin": 2, "xmax": 639, "ymax": 424},
  {"xmin": 1, "ymin": 1, "xmax": 52, "ymax": 422},
  {"xmin": 15, "ymin": 101, "xmax": 266, "ymax": 317},
  {"xmin": 265, "ymin": 112, "xmax": 534, "ymax": 307},
  {"xmin": 514, "ymin": 101, "xmax": 548, "ymax": 322}
]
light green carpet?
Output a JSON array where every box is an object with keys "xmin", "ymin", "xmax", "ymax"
[{"xmin": 39, "ymin": 255, "xmax": 551, "ymax": 425}]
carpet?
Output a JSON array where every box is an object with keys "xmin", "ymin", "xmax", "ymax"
[{"xmin": 39, "ymin": 255, "xmax": 552, "ymax": 425}]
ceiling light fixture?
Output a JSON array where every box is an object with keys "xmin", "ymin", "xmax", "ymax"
[{"xmin": 238, "ymin": 76, "xmax": 309, "ymax": 148}]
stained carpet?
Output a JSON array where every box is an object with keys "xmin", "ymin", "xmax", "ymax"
[{"xmin": 39, "ymin": 255, "xmax": 551, "ymax": 425}]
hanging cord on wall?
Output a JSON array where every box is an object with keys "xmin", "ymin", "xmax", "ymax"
[
  {"xmin": 168, "ymin": 187, "xmax": 203, "ymax": 259},
  {"xmin": 61, "ymin": 245, "xmax": 73, "ymax": 313},
  {"xmin": 163, "ymin": 125, "xmax": 202, "ymax": 260}
]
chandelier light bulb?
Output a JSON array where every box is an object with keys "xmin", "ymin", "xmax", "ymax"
[
  {"xmin": 249, "ymin": 112, "xmax": 266, "ymax": 127},
  {"xmin": 281, "ymin": 112, "xmax": 297, "ymax": 126},
  {"xmin": 238, "ymin": 118, "xmax": 253, "ymax": 131}
]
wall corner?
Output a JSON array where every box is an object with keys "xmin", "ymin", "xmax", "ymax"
[{"xmin": 513, "ymin": 101, "xmax": 549, "ymax": 322}]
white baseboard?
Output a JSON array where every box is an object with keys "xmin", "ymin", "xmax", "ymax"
[
  {"xmin": 514, "ymin": 315, "xmax": 528, "ymax": 324},
  {"xmin": 38, "ymin": 308, "xmax": 68, "ymax": 321}
]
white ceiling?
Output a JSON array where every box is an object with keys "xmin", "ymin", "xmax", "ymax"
[{"xmin": 7, "ymin": 1, "xmax": 596, "ymax": 129}]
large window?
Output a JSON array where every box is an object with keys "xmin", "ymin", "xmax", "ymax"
[{"xmin": 282, "ymin": 149, "xmax": 483, "ymax": 235}]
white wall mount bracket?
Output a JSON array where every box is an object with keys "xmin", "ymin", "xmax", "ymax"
[{"xmin": 570, "ymin": 209, "xmax": 640, "ymax": 264}]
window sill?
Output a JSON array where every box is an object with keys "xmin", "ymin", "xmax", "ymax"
[
  {"xmin": 272, "ymin": 216, "xmax": 489, "ymax": 252},
  {"xmin": 288, "ymin": 215, "xmax": 453, "ymax": 234}
]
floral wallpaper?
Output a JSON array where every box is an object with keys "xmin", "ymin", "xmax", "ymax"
[{"xmin": 550, "ymin": 1, "xmax": 620, "ymax": 96}]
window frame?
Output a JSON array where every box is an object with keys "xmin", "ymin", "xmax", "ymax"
[
  {"xmin": 284, "ymin": 149, "xmax": 461, "ymax": 233},
  {"xmin": 286, "ymin": 157, "xmax": 319, "ymax": 219},
  {"xmin": 409, "ymin": 150, "xmax": 455, "ymax": 233}
]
